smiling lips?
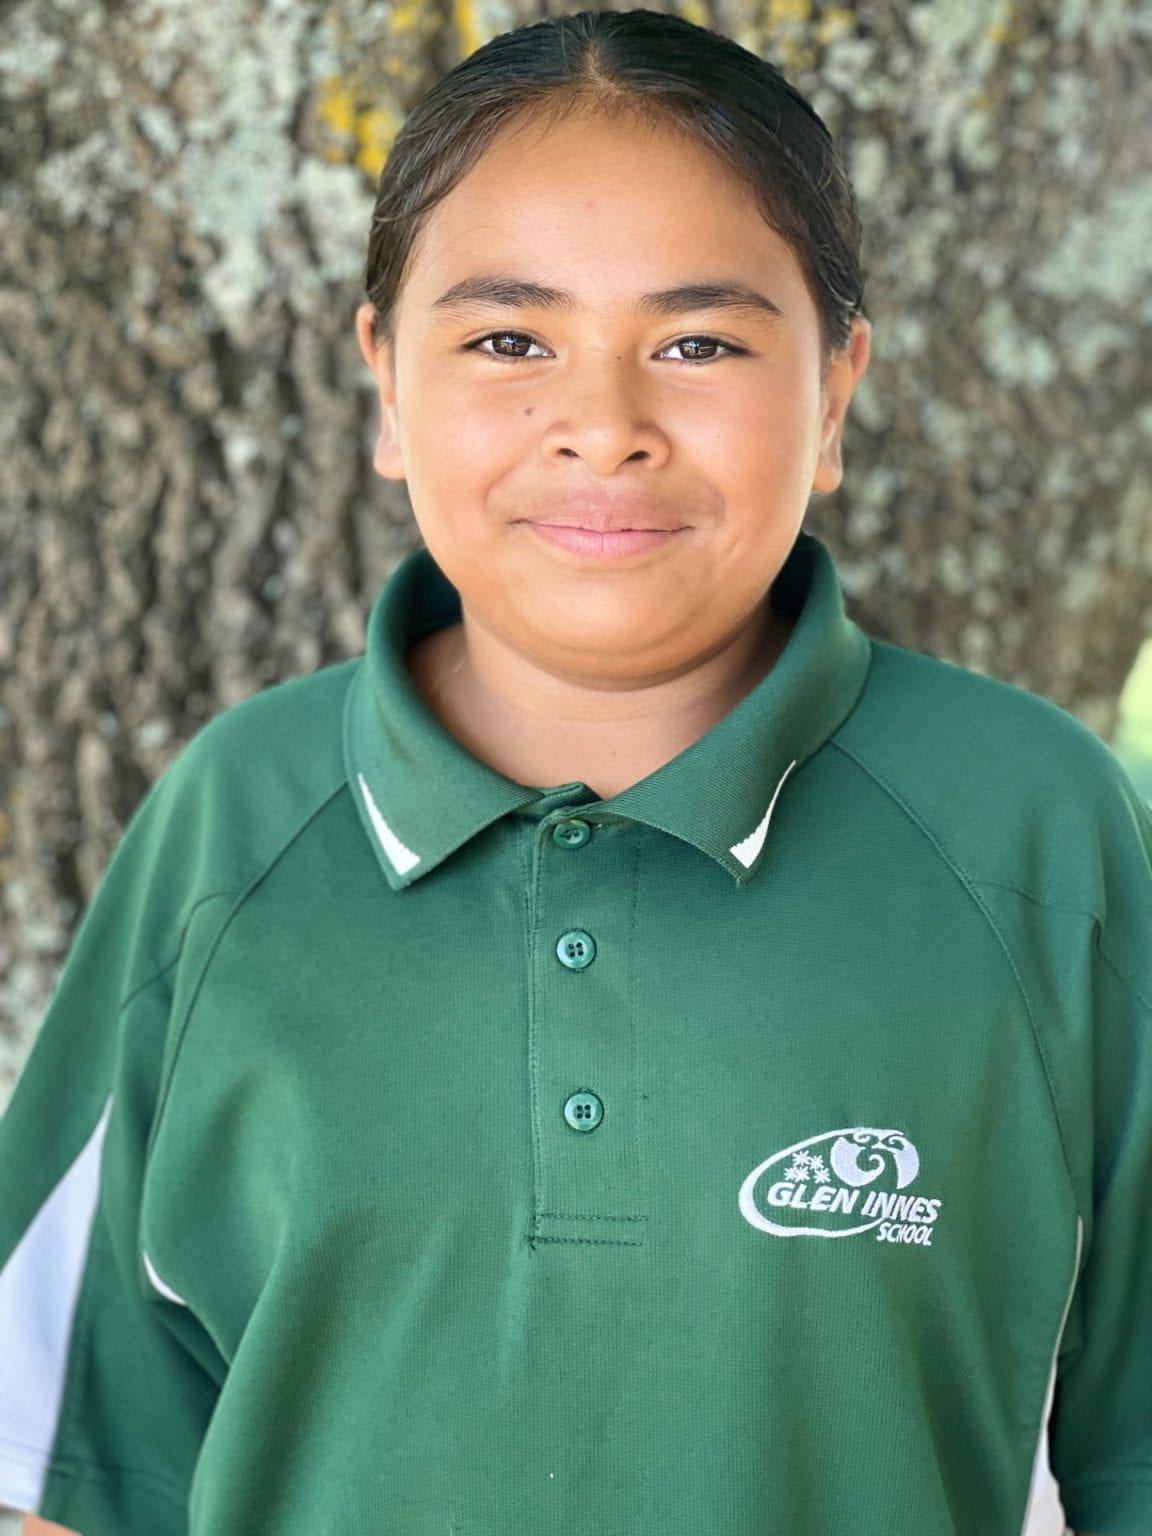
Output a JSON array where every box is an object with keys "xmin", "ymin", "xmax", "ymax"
[
  {"xmin": 516, "ymin": 497, "xmax": 688, "ymax": 559},
  {"xmin": 522, "ymin": 523, "xmax": 683, "ymax": 559}
]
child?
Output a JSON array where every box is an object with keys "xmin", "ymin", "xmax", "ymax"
[{"xmin": 2, "ymin": 10, "xmax": 1147, "ymax": 1535}]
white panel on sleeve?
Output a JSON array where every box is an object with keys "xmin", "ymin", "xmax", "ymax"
[
  {"xmin": 1019, "ymin": 1213, "xmax": 1083, "ymax": 1536},
  {"xmin": 0, "ymin": 1090, "xmax": 113, "ymax": 1510}
]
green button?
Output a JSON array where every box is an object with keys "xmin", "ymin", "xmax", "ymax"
[
  {"xmin": 556, "ymin": 929, "xmax": 596, "ymax": 969},
  {"xmin": 552, "ymin": 818, "xmax": 591, "ymax": 849},
  {"xmin": 563, "ymin": 1092, "xmax": 604, "ymax": 1131}
]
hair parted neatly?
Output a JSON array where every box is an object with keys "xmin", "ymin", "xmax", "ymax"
[{"xmin": 364, "ymin": 7, "xmax": 869, "ymax": 387}]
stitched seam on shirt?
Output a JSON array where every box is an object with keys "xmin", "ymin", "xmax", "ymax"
[
  {"xmin": 46, "ymin": 1462, "xmax": 188, "ymax": 1506},
  {"xmin": 921, "ymin": 877, "xmax": 1152, "ymax": 1012},
  {"xmin": 829, "ymin": 737, "xmax": 1083, "ymax": 1230},
  {"xmin": 0, "ymin": 1437, "xmax": 187, "ymax": 1501},
  {"xmin": 116, "ymin": 888, "xmax": 246, "ymax": 1014},
  {"xmin": 965, "ymin": 878, "xmax": 1103, "ymax": 921},
  {"xmin": 537, "ymin": 1211, "xmax": 648, "ymax": 1221},
  {"xmin": 523, "ymin": 817, "xmax": 543, "ymax": 1244},
  {"xmin": 530, "ymin": 1234, "xmax": 645, "ymax": 1247},
  {"xmin": 1095, "ymin": 930, "xmax": 1152, "ymax": 1016},
  {"xmin": 629, "ymin": 828, "xmax": 648, "ymax": 1233},
  {"xmin": 143, "ymin": 777, "xmax": 349, "ymax": 1175},
  {"xmin": 52, "ymin": 1464, "xmax": 186, "ymax": 1504}
]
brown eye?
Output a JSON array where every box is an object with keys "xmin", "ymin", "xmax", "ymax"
[
  {"xmin": 468, "ymin": 330, "xmax": 546, "ymax": 360},
  {"xmin": 661, "ymin": 336, "xmax": 746, "ymax": 363},
  {"xmin": 464, "ymin": 331, "xmax": 747, "ymax": 364}
]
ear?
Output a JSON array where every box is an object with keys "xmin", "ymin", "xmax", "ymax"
[
  {"xmin": 355, "ymin": 301, "xmax": 405, "ymax": 481},
  {"xmin": 811, "ymin": 316, "xmax": 872, "ymax": 495}
]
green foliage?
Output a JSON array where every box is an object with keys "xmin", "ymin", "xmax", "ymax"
[{"xmin": 1113, "ymin": 638, "xmax": 1152, "ymax": 804}]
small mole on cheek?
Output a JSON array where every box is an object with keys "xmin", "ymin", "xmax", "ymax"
[{"xmin": 524, "ymin": 406, "xmax": 534, "ymax": 416}]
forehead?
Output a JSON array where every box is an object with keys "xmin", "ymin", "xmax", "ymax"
[{"xmin": 399, "ymin": 107, "xmax": 808, "ymax": 312}]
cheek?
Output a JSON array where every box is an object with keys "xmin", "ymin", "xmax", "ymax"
[
  {"xmin": 411, "ymin": 387, "xmax": 523, "ymax": 497},
  {"xmin": 400, "ymin": 398, "xmax": 511, "ymax": 539},
  {"xmin": 675, "ymin": 362, "xmax": 818, "ymax": 465}
]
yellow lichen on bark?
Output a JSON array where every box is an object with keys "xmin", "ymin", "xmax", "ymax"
[
  {"xmin": 817, "ymin": 8, "xmax": 858, "ymax": 45},
  {"xmin": 679, "ymin": 0, "xmax": 713, "ymax": 29},
  {"xmin": 315, "ymin": 76, "xmax": 401, "ymax": 178},
  {"xmin": 453, "ymin": 0, "xmax": 486, "ymax": 61},
  {"xmin": 766, "ymin": 0, "xmax": 813, "ymax": 22}
]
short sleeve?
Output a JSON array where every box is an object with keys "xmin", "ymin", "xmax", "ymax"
[
  {"xmin": 0, "ymin": 763, "xmax": 228, "ymax": 1533},
  {"xmin": 1049, "ymin": 785, "xmax": 1152, "ymax": 1536}
]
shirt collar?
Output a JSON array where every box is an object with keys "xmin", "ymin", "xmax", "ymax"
[{"xmin": 343, "ymin": 530, "xmax": 872, "ymax": 892}]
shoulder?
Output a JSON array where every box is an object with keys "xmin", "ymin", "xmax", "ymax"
[
  {"xmin": 127, "ymin": 656, "xmax": 360, "ymax": 903},
  {"xmin": 176, "ymin": 654, "xmax": 358, "ymax": 780},
  {"xmin": 833, "ymin": 638, "xmax": 1150, "ymax": 911},
  {"xmin": 839, "ymin": 636, "xmax": 1133, "ymax": 808}
]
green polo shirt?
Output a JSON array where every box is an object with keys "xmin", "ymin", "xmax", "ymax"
[{"xmin": 2, "ymin": 529, "xmax": 1150, "ymax": 1536}]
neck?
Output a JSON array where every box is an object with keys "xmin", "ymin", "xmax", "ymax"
[{"xmin": 406, "ymin": 599, "xmax": 793, "ymax": 800}]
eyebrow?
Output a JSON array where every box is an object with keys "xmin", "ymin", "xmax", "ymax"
[{"xmin": 430, "ymin": 274, "xmax": 784, "ymax": 321}]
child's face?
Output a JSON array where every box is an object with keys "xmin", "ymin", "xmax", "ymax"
[{"xmin": 356, "ymin": 105, "xmax": 870, "ymax": 682}]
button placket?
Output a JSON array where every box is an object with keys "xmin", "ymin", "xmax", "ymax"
[{"xmin": 527, "ymin": 812, "xmax": 647, "ymax": 1244}]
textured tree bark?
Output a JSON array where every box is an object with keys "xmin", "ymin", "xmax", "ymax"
[{"xmin": 0, "ymin": 0, "xmax": 1149, "ymax": 1114}]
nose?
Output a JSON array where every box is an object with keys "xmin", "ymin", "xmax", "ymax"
[{"xmin": 542, "ymin": 351, "xmax": 670, "ymax": 472}]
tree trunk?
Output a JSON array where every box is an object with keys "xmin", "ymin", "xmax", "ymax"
[{"xmin": 1, "ymin": 0, "xmax": 1150, "ymax": 1104}]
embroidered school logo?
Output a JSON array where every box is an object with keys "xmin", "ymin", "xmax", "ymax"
[{"xmin": 738, "ymin": 1127, "xmax": 943, "ymax": 1244}]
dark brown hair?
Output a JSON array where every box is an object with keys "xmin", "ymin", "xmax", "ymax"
[{"xmin": 364, "ymin": 7, "xmax": 869, "ymax": 387}]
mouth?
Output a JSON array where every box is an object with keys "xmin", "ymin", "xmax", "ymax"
[{"xmin": 518, "ymin": 522, "xmax": 685, "ymax": 560}]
